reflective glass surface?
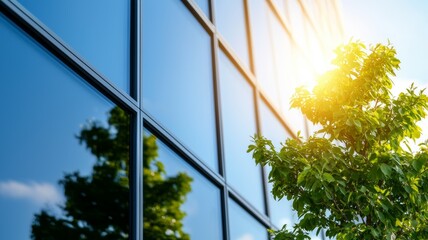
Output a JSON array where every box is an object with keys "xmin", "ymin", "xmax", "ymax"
[
  {"xmin": 228, "ymin": 199, "xmax": 268, "ymax": 240},
  {"xmin": 259, "ymin": 101, "xmax": 297, "ymax": 230},
  {"xmin": 218, "ymin": 51, "xmax": 265, "ymax": 213},
  {"xmin": 0, "ymin": 15, "xmax": 130, "ymax": 240},
  {"xmin": 215, "ymin": 0, "xmax": 250, "ymax": 68},
  {"xmin": 269, "ymin": 15, "xmax": 307, "ymax": 135},
  {"xmin": 18, "ymin": 0, "xmax": 131, "ymax": 94},
  {"xmin": 194, "ymin": 0, "xmax": 210, "ymax": 19},
  {"xmin": 143, "ymin": 0, "xmax": 218, "ymax": 172},
  {"xmin": 143, "ymin": 130, "xmax": 223, "ymax": 240},
  {"xmin": 248, "ymin": 0, "xmax": 281, "ymax": 106}
]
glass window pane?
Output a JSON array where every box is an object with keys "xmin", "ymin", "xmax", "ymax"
[
  {"xmin": 194, "ymin": 0, "xmax": 210, "ymax": 19},
  {"xmin": 17, "ymin": 0, "xmax": 131, "ymax": 94},
  {"xmin": 228, "ymin": 198, "xmax": 268, "ymax": 240},
  {"xmin": 259, "ymin": 101, "xmax": 297, "ymax": 230},
  {"xmin": 248, "ymin": 0, "xmax": 280, "ymax": 106},
  {"xmin": 285, "ymin": 0, "xmax": 307, "ymax": 44},
  {"xmin": 142, "ymin": 0, "xmax": 218, "ymax": 172},
  {"xmin": 215, "ymin": 0, "xmax": 250, "ymax": 68},
  {"xmin": 143, "ymin": 130, "xmax": 223, "ymax": 240},
  {"xmin": 269, "ymin": 14, "xmax": 307, "ymax": 135},
  {"xmin": 0, "ymin": 15, "xmax": 130, "ymax": 240},
  {"xmin": 218, "ymin": 51, "xmax": 264, "ymax": 213}
]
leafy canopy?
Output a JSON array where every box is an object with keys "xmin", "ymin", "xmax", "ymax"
[{"xmin": 248, "ymin": 41, "xmax": 428, "ymax": 239}]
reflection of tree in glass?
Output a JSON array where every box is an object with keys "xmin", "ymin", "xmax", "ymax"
[{"xmin": 31, "ymin": 107, "xmax": 192, "ymax": 240}]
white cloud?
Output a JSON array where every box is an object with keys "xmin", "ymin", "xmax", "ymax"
[
  {"xmin": 237, "ymin": 233, "xmax": 255, "ymax": 240},
  {"xmin": 0, "ymin": 180, "xmax": 63, "ymax": 206}
]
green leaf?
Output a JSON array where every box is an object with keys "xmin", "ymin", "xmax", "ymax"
[
  {"xmin": 412, "ymin": 157, "xmax": 426, "ymax": 171},
  {"xmin": 380, "ymin": 163, "xmax": 392, "ymax": 177},
  {"xmin": 298, "ymin": 167, "xmax": 311, "ymax": 185},
  {"xmin": 323, "ymin": 173, "xmax": 335, "ymax": 183}
]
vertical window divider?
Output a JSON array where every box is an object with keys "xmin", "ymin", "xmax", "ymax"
[
  {"xmin": 243, "ymin": 0, "xmax": 255, "ymax": 74},
  {"xmin": 134, "ymin": 1, "xmax": 143, "ymax": 239},
  {"xmin": 131, "ymin": 110, "xmax": 143, "ymax": 240},
  {"xmin": 131, "ymin": 0, "xmax": 142, "ymax": 104},
  {"xmin": 245, "ymin": 0, "xmax": 271, "ymax": 232},
  {"xmin": 210, "ymin": 1, "xmax": 230, "ymax": 238}
]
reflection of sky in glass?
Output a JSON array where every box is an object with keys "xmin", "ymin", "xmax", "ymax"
[
  {"xmin": 228, "ymin": 198, "xmax": 268, "ymax": 240},
  {"xmin": 258, "ymin": 101, "xmax": 297, "ymax": 230},
  {"xmin": 142, "ymin": 0, "xmax": 218, "ymax": 172},
  {"xmin": 0, "ymin": 14, "xmax": 117, "ymax": 240},
  {"xmin": 247, "ymin": 0, "xmax": 280, "ymax": 106},
  {"xmin": 146, "ymin": 130, "xmax": 223, "ymax": 240},
  {"xmin": 269, "ymin": 15, "xmax": 307, "ymax": 136},
  {"xmin": 194, "ymin": 0, "xmax": 210, "ymax": 18},
  {"xmin": 17, "ymin": 0, "xmax": 130, "ymax": 93},
  {"xmin": 215, "ymin": 0, "xmax": 250, "ymax": 68},
  {"xmin": 218, "ymin": 51, "xmax": 265, "ymax": 214}
]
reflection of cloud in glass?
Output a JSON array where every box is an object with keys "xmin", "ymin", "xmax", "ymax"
[
  {"xmin": 0, "ymin": 180, "xmax": 62, "ymax": 205},
  {"xmin": 237, "ymin": 233, "xmax": 255, "ymax": 240}
]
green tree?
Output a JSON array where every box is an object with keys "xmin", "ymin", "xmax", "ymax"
[
  {"xmin": 249, "ymin": 41, "xmax": 428, "ymax": 239},
  {"xmin": 31, "ymin": 107, "xmax": 192, "ymax": 240}
]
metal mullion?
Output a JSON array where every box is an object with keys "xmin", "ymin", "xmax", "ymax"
[
  {"xmin": 266, "ymin": 0, "xmax": 327, "ymax": 74},
  {"xmin": 182, "ymin": 0, "xmax": 215, "ymax": 36},
  {"xmin": 259, "ymin": 93, "xmax": 298, "ymax": 139},
  {"xmin": 130, "ymin": 0, "xmax": 141, "ymax": 104},
  {"xmin": 130, "ymin": 0, "xmax": 142, "ymax": 239},
  {"xmin": 244, "ymin": 0, "xmax": 271, "ymax": 218},
  {"xmin": 253, "ymin": 92, "xmax": 272, "ymax": 219},
  {"xmin": 217, "ymin": 39, "xmax": 257, "ymax": 88},
  {"xmin": 210, "ymin": 1, "xmax": 229, "ymax": 236},
  {"xmin": 131, "ymin": 110, "xmax": 143, "ymax": 240},
  {"xmin": 217, "ymin": 41, "xmax": 300, "ymax": 142},
  {"xmin": 266, "ymin": 0, "xmax": 298, "ymax": 49},
  {"xmin": 245, "ymin": 0, "xmax": 273, "ymax": 233},
  {"xmin": 227, "ymin": 186, "xmax": 272, "ymax": 229},
  {"xmin": 0, "ymin": 0, "xmax": 138, "ymax": 114},
  {"xmin": 243, "ymin": 0, "xmax": 255, "ymax": 74},
  {"xmin": 142, "ymin": 111, "xmax": 225, "ymax": 188}
]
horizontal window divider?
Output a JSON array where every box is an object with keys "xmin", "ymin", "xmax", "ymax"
[
  {"xmin": 182, "ymin": 0, "xmax": 215, "ymax": 35},
  {"xmin": 258, "ymin": 91, "xmax": 299, "ymax": 140},
  {"xmin": 142, "ymin": 111, "xmax": 226, "ymax": 189},
  {"xmin": 227, "ymin": 185, "xmax": 272, "ymax": 229},
  {"xmin": 217, "ymin": 36, "xmax": 257, "ymax": 87}
]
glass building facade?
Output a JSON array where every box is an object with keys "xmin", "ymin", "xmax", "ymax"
[{"xmin": 0, "ymin": 0, "xmax": 343, "ymax": 239}]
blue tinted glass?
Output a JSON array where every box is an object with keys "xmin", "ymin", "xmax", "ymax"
[
  {"xmin": 215, "ymin": 0, "xmax": 250, "ymax": 68},
  {"xmin": 143, "ymin": 0, "xmax": 218, "ymax": 172},
  {"xmin": 228, "ymin": 199, "xmax": 268, "ymax": 240},
  {"xmin": 248, "ymin": 0, "xmax": 280, "ymax": 106},
  {"xmin": 195, "ymin": 0, "xmax": 210, "ymax": 18},
  {"xmin": 218, "ymin": 51, "xmax": 264, "ymax": 213},
  {"xmin": 0, "ymin": 15, "xmax": 129, "ymax": 240},
  {"xmin": 18, "ymin": 0, "xmax": 130, "ymax": 93},
  {"xmin": 269, "ymin": 15, "xmax": 307, "ymax": 135},
  {"xmin": 143, "ymin": 130, "xmax": 222, "ymax": 240},
  {"xmin": 259, "ymin": 101, "xmax": 297, "ymax": 230},
  {"xmin": 259, "ymin": 100, "xmax": 289, "ymax": 150}
]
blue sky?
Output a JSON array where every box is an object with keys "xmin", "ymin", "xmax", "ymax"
[
  {"xmin": 340, "ymin": 0, "xmax": 428, "ymax": 143},
  {"xmin": 341, "ymin": 0, "xmax": 428, "ymax": 84}
]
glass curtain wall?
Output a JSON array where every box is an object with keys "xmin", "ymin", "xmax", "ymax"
[{"xmin": 0, "ymin": 0, "xmax": 343, "ymax": 239}]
